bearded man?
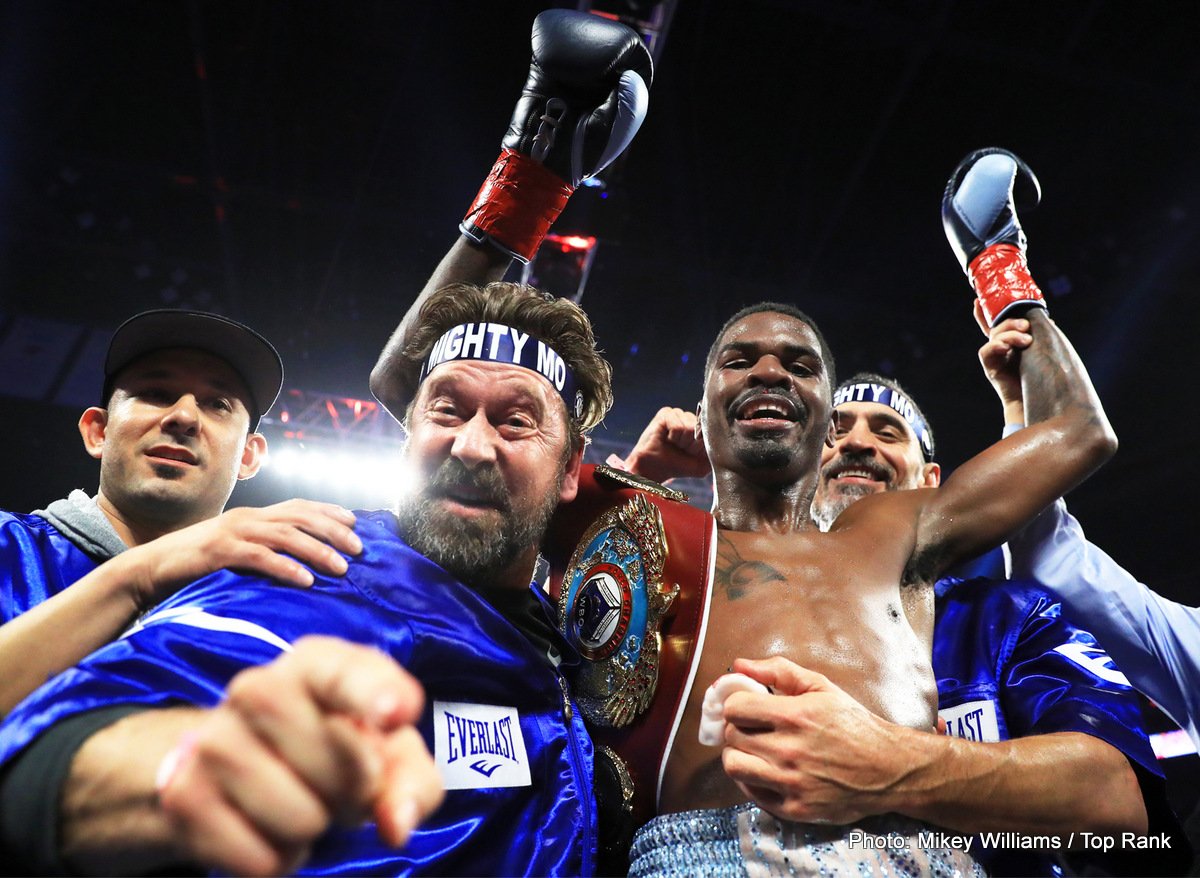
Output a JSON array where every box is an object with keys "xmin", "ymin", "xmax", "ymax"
[{"xmin": 0, "ymin": 281, "xmax": 614, "ymax": 877}]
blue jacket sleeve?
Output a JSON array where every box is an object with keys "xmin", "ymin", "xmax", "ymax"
[
  {"xmin": 1009, "ymin": 498, "xmax": 1200, "ymax": 752},
  {"xmin": 0, "ymin": 566, "xmax": 399, "ymax": 771}
]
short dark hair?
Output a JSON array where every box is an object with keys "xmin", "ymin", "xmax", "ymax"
[
  {"xmin": 399, "ymin": 282, "xmax": 613, "ymax": 450},
  {"xmin": 705, "ymin": 302, "xmax": 837, "ymax": 392}
]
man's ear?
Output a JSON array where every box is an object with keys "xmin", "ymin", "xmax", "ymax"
[
  {"xmin": 694, "ymin": 401, "xmax": 704, "ymax": 443},
  {"xmin": 238, "ymin": 433, "xmax": 268, "ymax": 480},
  {"xmin": 920, "ymin": 462, "xmax": 942, "ymax": 488},
  {"xmin": 78, "ymin": 407, "xmax": 109, "ymax": 460},
  {"xmin": 558, "ymin": 444, "xmax": 585, "ymax": 503},
  {"xmin": 825, "ymin": 413, "xmax": 839, "ymax": 449}
]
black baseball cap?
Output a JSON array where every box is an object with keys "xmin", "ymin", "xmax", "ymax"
[{"xmin": 103, "ymin": 309, "xmax": 284, "ymax": 429}]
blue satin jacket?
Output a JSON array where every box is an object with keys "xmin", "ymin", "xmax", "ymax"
[
  {"xmin": 0, "ymin": 510, "xmax": 597, "ymax": 876},
  {"xmin": 934, "ymin": 576, "xmax": 1165, "ymax": 877},
  {"xmin": 0, "ymin": 511, "xmax": 100, "ymax": 623}
]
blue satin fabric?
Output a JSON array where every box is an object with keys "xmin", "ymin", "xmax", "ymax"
[
  {"xmin": 934, "ymin": 576, "xmax": 1163, "ymax": 876},
  {"xmin": 935, "ymin": 576, "xmax": 1159, "ymax": 765},
  {"xmin": 0, "ymin": 511, "xmax": 101, "ymax": 623},
  {"xmin": 0, "ymin": 510, "xmax": 597, "ymax": 876}
]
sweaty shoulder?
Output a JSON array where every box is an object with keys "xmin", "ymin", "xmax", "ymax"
[
  {"xmin": 827, "ymin": 489, "xmax": 938, "ymax": 586},
  {"xmin": 826, "ymin": 486, "xmax": 929, "ymax": 533}
]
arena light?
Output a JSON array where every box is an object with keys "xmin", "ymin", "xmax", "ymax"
[
  {"xmin": 553, "ymin": 234, "xmax": 597, "ymax": 252},
  {"xmin": 261, "ymin": 441, "xmax": 415, "ymax": 508},
  {"xmin": 522, "ymin": 233, "xmax": 600, "ymax": 303},
  {"xmin": 1149, "ymin": 729, "xmax": 1198, "ymax": 760}
]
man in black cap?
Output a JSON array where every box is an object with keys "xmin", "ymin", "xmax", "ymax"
[{"xmin": 0, "ymin": 309, "xmax": 361, "ymax": 711}]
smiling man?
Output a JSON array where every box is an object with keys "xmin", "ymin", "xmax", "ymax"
[
  {"xmin": 0, "ymin": 309, "xmax": 362, "ymax": 712},
  {"xmin": 622, "ymin": 300, "xmax": 1127, "ymax": 875},
  {"xmin": 0, "ymin": 282, "xmax": 615, "ymax": 876},
  {"xmin": 812, "ymin": 372, "xmax": 939, "ymax": 515},
  {"xmin": 599, "ymin": 150, "xmax": 1152, "ymax": 876}
]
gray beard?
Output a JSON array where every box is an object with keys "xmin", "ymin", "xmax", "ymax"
[
  {"xmin": 395, "ymin": 466, "xmax": 562, "ymax": 589},
  {"xmin": 811, "ymin": 484, "xmax": 875, "ymax": 532}
]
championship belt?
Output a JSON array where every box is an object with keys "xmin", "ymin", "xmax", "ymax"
[{"xmin": 544, "ymin": 464, "xmax": 716, "ymax": 829}]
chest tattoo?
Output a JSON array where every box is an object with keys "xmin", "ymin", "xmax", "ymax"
[{"xmin": 715, "ymin": 533, "xmax": 786, "ymax": 600}]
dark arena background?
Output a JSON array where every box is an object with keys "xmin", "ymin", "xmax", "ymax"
[{"xmin": 1, "ymin": 0, "xmax": 1197, "ymax": 839}]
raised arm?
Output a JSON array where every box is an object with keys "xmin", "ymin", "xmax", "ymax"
[
  {"xmin": 0, "ymin": 500, "xmax": 360, "ymax": 715},
  {"xmin": 370, "ymin": 239, "xmax": 511, "ymax": 418},
  {"xmin": 610, "ymin": 406, "xmax": 711, "ymax": 483},
  {"xmin": 912, "ymin": 149, "xmax": 1116, "ymax": 575},
  {"xmin": 975, "ymin": 315, "xmax": 1200, "ymax": 750},
  {"xmin": 369, "ymin": 9, "xmax": 653, "ymax": 420}
]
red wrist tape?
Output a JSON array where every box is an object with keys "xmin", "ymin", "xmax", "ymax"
[
  {"xmin": 967, "ymin": 243, "xmax": 1046, "ymax": 327},
  {"xmin": 461, "ymin": 149, "xmax": 574, "ymax": 263}
]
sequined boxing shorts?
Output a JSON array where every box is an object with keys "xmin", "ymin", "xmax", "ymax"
[{"xmin": 629, "ymin": 804, "xmax": 987, "ymax": 878}]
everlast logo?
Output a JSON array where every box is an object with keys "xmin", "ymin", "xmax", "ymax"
[
  {"xmin": 945, "ymin": 705, "xmax": 987, "ymax": 741},
  {"xmin": 444, "ymin": 710, "xmax": 520, "ymax": 777},
  {"xmin": 938, "ymin": 699, "xmax": 1000, "ymax": 743},
  {"xmin": 434, "ymin": 701, "xmax": 532, "ymax": 790}
]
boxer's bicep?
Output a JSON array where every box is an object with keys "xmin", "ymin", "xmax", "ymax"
[{"xmin": 910, "ymin": 438, "xmax": 1059, "ymax": 577}]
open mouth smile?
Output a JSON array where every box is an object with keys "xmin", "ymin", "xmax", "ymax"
[
  {"xmin": 732, "ymin": 392, "xmax": 802, "ymax": 426},
  {"xmin": 826, "ymin": 462, "xmax": 891, "ymax": 485}
]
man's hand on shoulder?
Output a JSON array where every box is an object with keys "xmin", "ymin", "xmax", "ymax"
[{"xmin": 129, "ymin": 500, "xmax": 363, "ymax": 610}]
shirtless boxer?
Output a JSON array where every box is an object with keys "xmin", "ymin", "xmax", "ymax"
[
  {"xmin": 616, "ymin": 360, "xmax": 1169, "ymax": 878},
  {"xmin": 609, "ymin": 149, "xmax": 1124, "ymax": 877}
]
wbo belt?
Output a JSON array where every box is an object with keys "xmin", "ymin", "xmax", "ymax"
[{"xmin": 544, "ymin": 464, "xmax": 717, "ymax": 830}]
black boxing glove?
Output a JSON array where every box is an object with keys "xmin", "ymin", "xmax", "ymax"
[
  {"xmin": 942, "ymin": 147, "xmax": 1046, "ymax": 326},
  {"xmin": 461, "ymin": 10, "xmax": 652, "ymax": 263}
]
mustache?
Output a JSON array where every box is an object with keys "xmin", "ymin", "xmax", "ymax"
[
  {"xmin": 425, "ymin": 458, "xmax": 510, "ymax": 512},
  {"xmin": 820, "ymin": 450, "xmax": 894, "ymax": 483}
]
